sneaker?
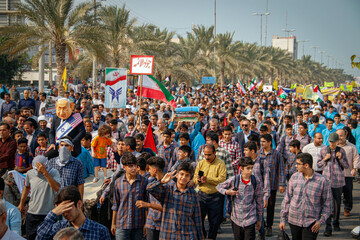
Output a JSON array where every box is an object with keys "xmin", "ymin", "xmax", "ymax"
[
  {"xmin": 334, "ymin": 226, "xmax": 341, "ymax": 232},
  {"xmin": 93, "ymin": 177, "xmax": 99, "ymax": 183},
  {"xmin": 265, "ymin": 227, "xmax": 272, "ymax": 237},
  {"xmin": 344, "ymin": 210, "xmax": 350, "ymax": 217},
  {"xmin": 323, "ymin": 231, "xmax": 332, "ymax": 237}
]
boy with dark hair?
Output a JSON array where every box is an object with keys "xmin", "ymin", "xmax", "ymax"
[
  {"xmin": 37, "ymin": 185, "xmax": 110, "ymax": 239},
  {"xmin": 15, "ymin": 138, "xmax": 32, "ymax": 173},
  {"xmin": 35, "ymin": 132, "xmax": 48, "ymax": 157},
  {"xmin": 287, "ymin": 140, "xmax": 302, "ymax": 180},
  {"xmin": 169, "ymin": 145, "xmax": 196, "ymax": 173},
  {"xmin": 217, "ymin": 157, "xmax": 263, "ymax": 240},
  {"xmin": 277, "ymin": 124, "xmax": 294, "ymax": 164},
  {"xmin": 147, "ymin": 162, "xmax": 204, "ymax": 239},
  {"xmin": 280, "ymin": 153, "xmax": 332, "ymax": 240},
  {"xmin": 322, "ymin": 118, "xmax": 336, "ymax": 146},
  {"xmin": 136, "ymin": 156, "xmax": 150, "ymax": 178},
  {"xmin": 156, "ymin": 129, "xmax": 176, "ymax": 173},
  {"xmin": 220, "ymin": 125, "xmax": 241, "ymax": 175},
  {"xmin": 111, "ymin": 152, "xmax": 149, "ymax": 239}
]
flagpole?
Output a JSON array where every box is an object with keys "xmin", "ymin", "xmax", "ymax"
[{"xmin": 138, "ymin": 75, "xmax": 144, "ymax": 120}]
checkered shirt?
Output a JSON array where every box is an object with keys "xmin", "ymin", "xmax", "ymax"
[
  {"xmin": 48, "ymin": 156, "xmax": 85, "ymax": 188},
  {"xmin": 156, "ymin": 142, "xmax": 176, "ymax": 173},
  {"xmin": 277, "ymin": 135, "xmax": 293, "ymax": 161},
  {"xmin": 219, "ymin": 140, "xmax": 241, "ymax": 174},
  {"xmin": 280, "ymin": 172, "xmax": 332, "ymax": 227},
  {"xmin": 217, "ymin": 174, "xmax": 263, "ymax": 227},
  {"xmin": 258, "ymin": 149, "xmax": 286, "ymax": 190},
  {"xmin": 197, "ymin": 145, "xmax": 234, "ymax": 178},
  {"xmin": 293, "ymin": 134, "xmax": 312, "ymax": 150},
  {"xmin": 293, "ymin": 123, "xmax": 300, "ymax": 135},
  {"xmin": 145, "ymin": 177, "xmax": 162, "ymax": 231},
  {"xmin": 35, "ymin": 146, "xmax": 48, "ymax": 157},
  {"xmin": 317, "ymin": 146, "xmax": 349, "ymax": 188},
  {"xmin": 36, "ymin": 211, "xmax": 111, "ymax": 240},
  {"xmin": 286, "ymin": 152, "xmax": 299, "ymax": 177},
  {"xmin": 106, "ymin": 146, "xmax": 118, "ymax": 171},
  {"xmin": 253, "ymin": 157, "xmax": 271, "ymax": 202},
  {"xmin": 147, "ymin": 180, "xmax": 204, "ymax": 240},
  {"xmin": 112, "ymin": 174, "xmax": 149, "ymax": 229}
]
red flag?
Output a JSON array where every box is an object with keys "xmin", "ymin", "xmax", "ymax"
[
  {"xmin": 143, "ymin": 122, "xmax": 157, "ymax": 155},
  {"xmin": 224, "ymin": 117, "xmax": 228, "ymax": 127}
]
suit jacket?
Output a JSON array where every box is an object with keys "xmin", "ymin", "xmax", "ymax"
[
  {"xmin": 234, "ymin": 130, "xmax": 260, "ymax": 154},
  {"xmin": 24, "ymin": 130, "xmax": 39, "ymax": 156},
  {"xmin": 49, "ymin": 114, "xmax": 86, "ymax": 157},
  {"xmin": 35, "ymin": 100, "xmax": 48, "ymax": 117}
]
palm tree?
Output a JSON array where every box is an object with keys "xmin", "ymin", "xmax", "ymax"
[{"xmin": 0, "ymin": 0, "xmax": 105, "ymax": 94}]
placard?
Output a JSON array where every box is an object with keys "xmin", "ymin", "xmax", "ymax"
[
  {"xmin": 130, "ymin": 55, "xmax": 154, "ymax": 75},
  {"xmin": 202, "ymin": 77, "xmax": 216, "ymax": 84},
  {"xmin": 105, "ymin": 68, "xmax": 127, "ymax": 108},
  {"xmin": 263, "ymin": 85, "xmax": 273, "ymax": 92}
]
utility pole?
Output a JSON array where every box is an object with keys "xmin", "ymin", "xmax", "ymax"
[
  {"xmin": 265, "ymin": 0, "xmax": 269, "ymax": 46},
  {"xmin": 310, "ymin": 46, "xmax": 320, "ymax": 62},
  {"xmin": 282, "ymin": 12, "xmax": 295, "ymax": 54},
  {"xmin": 319, "ymin": 51, "xmax": 326, "ymax": 64},
  {"xmin": 253, "ymin": 12, "xmax": 270, "ymax": 46},
  {"xmin": 48, "ymin": 41, "xmax": 52, "ymax": 87},
  {"xmin": 297, "ymin": 40, "xmax": 309, "ymax": 58}
]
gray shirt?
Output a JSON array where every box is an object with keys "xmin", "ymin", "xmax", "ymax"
[{"xmin": 25, "ymin": 168, "xmax": 60, "ymax": 215}]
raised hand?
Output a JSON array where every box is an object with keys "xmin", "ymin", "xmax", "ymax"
[{"xmin": 160, "ymin": 170, "xmax": 176, "ymax": 184}]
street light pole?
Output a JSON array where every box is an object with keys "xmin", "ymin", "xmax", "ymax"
[
  {"xmin": 310, "ymin": 46, "xmax": 320, "ymax": 62},
  {"xmin": 319, "ymin": 51, "xmax": 326, "ymax": 64},
  {"xmin": 297, "ymin": 40, "xmax": 309, "ymax": 58},
  {"xmin": 265, "ymin": 0, "xmax": 269, "ymax": 46},
  {"xmin": 253, "ymin": 12, "xmax": 270, "ymax": 46},
  {"xmin": 282, "ymin": 28, "xmax": 295, "ymax": 52}
]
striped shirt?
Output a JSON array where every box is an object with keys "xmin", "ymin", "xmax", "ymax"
[
  {"xmin": 219, "ymin": 140, "xmax": 241, "ymax": 174},
  {"xmin": 253, "ymin": 157, "xmax": 271, "ymax": 202},
  {"xmin": 280, "ymin": 172, "xmax": 332, "ymax": 227},
  {"xmin": 317, "ymin": 146, "xmax": 349, "ymax": 188},
  {"xmin": 217, "ymin": 174, "xmax": 263, "ymax": 227},
  {"xmin": 258, "ymin": 149, "xmax": 286, "ymax": 190},
  {"xmin": 112, "ymin": 174, "xmax": 148, "ymax": 229},
  {"xmin": 156, "ymin": 142, "xmax": 176, "ymax": 173},
  {"xmin": 147, "ymin": 180, "xmax": 204, "ymax": 240},
  {"xmin": 277, "ymin": 135, "xmax": 294, "ymax": 161}
]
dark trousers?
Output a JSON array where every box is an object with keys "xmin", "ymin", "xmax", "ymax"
[
  {"xmin": 199, "ymin": 191, "xmax": 224, "ymax": 240},
  {"xmin": 232, "ymin": 221, "xmax": 256, "ymax": 240},
  {"xmin": 146, "ymin": 228, "xmax": 160, "ymax": 240},
  {"xmin": 26, "ymin": 213, "xmax": 47, "ymax": 240},
  {"xmin": 325, "ymin": 187, "xmax": 342, "ymax": 232},
  {"xmin": 289, "ymin": 222, "xmax": 318, "ymax": 240},
  {"xmin": 266, "ymin": 190, "xmax": 277, "ymax": 228},
  {"xmin": 343, "ymin": 177, "xmax": 353, "ymax": 212}
]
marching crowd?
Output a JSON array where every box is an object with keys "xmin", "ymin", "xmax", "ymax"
[{"xmin": 0, "ymin": 81, "xmax": 360, "ymax": 240}]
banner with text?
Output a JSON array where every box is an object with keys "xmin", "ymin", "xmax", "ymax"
[{"xmin": 105, "ymin": 68, "xmax": 127, "ymax": 108}]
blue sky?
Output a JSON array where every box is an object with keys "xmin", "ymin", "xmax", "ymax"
[{"xmin": 98, "ymin": 0, "xmax": 360, "ymax": 77}]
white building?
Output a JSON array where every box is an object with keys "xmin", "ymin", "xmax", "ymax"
[
  {"xmin": 271, "ymin": 35, "xmax": 298, "ymax": 60},
  {"xmin": 0, "ymin": 0, "xmax": 23, "ymax": 27}
]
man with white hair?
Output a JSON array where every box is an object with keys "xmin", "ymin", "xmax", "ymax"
[
  {"xmin": 18, "ymin": 155, "xmax": 60, "ymax": 240},
  {"xmin": 156, "ymin": 103, "xmax": 170, "ymax": 119},
  {"xmin": 0, "ymin": 200, "xmax": 24, "ymax": 239}
]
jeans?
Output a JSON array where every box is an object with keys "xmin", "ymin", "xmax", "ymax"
[
  {"xmin": 26, "ymin": 213, "xmax": 47, "ymax": 240},
  {"xmin": 146, "ymin": 228, "xmax": 160, "ymax": 240},
  {"xmin": 232, "ymin": 221, "xmax": 256, "ymax": 240},
  {"xmin": 266, "ymin": 190, "xmax": 277, "ymax": 228},
  {"xmin": 116, "ymin": 228, "xmax": 143, "ymax": 240},
  {"xmin": 325, "ymin": 187, "xmax": 342, "ymax": 232},
  {"xmin": 199, "ymin": 191, "xmax": 224, "ymax": 239},
  {"xmin": 289, "ymin": 222, "xmax": 318, "ymax": 240},
  {"xmin": 343, "ymin": 177, "xmax": 353, "ymax": 212}
]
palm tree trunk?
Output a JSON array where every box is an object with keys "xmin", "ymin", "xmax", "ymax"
[
  {"xmin": 221, "ymin": 61, "xmax": 225, "ymax": 88},
  {"xmin": 55, "ymin": 42, "xmax": 66, "ymax": 96}
]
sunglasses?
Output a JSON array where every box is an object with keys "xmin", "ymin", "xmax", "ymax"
[{"xmin": 241, "ymin": 125, "xmax": 248, "ymax": 127}]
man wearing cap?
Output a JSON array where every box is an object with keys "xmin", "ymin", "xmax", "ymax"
[
  {"xmin": 18, "ymin": 155, "xmax": 60, "ymax": 240},
  {"xmin": 48, "ymin": 98, "xmax": 86, "ymax": 158},
  {"xmin": 317, "ymin": 132, "xmax": 349, "ymax": 236},
  {"xmin": 48, "ymin": 137, "xmax": 85, "ymax": 198}
]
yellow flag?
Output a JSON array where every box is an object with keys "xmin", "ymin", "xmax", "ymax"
[
  {"xmin": 273, "ymin": 79, "xmax": 278, "ymax": 91},
  {"xmin": 347, "ymin": 85, "xmax": 353, "ymax": 92},
  {"xmin": 351, "ymin": 81, "xmax": 357, "ymax": 88},
  {"xmin": 296, "ymin": 86, "xmax": 304, "ymax": 97},
  {"xmin": 62, "ymin": 67, "xmax": 67, "ymax": 91},
  {"xmin": 303, "ymin": 86, "xmax": 315, "ymax": 100},
  {"xmin": 340, "ymin": 84, "xmax": 345, "ymax": 91}
]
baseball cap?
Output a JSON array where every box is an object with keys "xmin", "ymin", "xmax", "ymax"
[{"xmin": 328, "ymin": 133, "xmax": 339, "ymax": 142}]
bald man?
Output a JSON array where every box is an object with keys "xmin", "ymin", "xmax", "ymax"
[
  {"xmin": 47, "ymin": 99, "xmax": 86, "ymax": 158},
  {"xmin": 18, "ymin": 90, "xmax": 35, "ymax": 112}
]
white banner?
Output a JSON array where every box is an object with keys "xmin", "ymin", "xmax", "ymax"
[
  {"xmin": 263, "ymin": 85, "xmax": 273, "ymax": 92},
  {"xmin": 104, "ymin": 68, "xmax": 127, "ymax": 108},
  {"xmin": 130, "ymin": 55, "xmax": 154, "ymax": 75}
]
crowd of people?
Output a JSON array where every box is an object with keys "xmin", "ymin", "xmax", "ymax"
[{"xmin": 0, "ymin": 81, "xmax": 360, "ymax": 240}]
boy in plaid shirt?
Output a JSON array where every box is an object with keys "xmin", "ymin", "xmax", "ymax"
[
  {"xmin": 35, "ymin": 132, "xmax": 48, "ymax": 157},
  {"xmin": 147, "ymin": 162, "xmax": 204, "ymax": 240}
]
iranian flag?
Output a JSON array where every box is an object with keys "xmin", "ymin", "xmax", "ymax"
[
  {"xmin": 143, "ymin": 122, "xmax": 157, "ymax": 155},
  {"xmin": 137, "ymin": 75, "xmax": 177, "ymax": 108},
  {"xmin": 237, "ymin": 79, "xmax": 247, "ymax": 95},
  {"xmin": 313, "ymin": 85, "xmax": 324, "ymax": 102},
  {"xmin": 248, "ymin": 78, "xmax": 257, "ymax": 91},
  {"xmin": 278, "ymin": 87, "xmax": 288, "ymax": 99}
]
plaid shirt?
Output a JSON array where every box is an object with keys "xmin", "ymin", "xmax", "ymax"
[
  {"xmin": 217, "ymin": 174, "xmax": 263, "ymax": 227},
  {"xmin": 277, "ymin": 135, "xmax": 294, "ymax": 161},
  {"xmin": 145, "ymin": 177, "xmax": 162, "ymax": 231},
  {"xmin": 293, "ymin": 134, "xmax": 312, "ymax": 150},
  {"xmin": 147, "ymin": 180, "xmax": 204, "ymax": 240},
  {"xmin": 253, "ymin": 157, "xmax": 271, "ymax": 202},
  {"xmin": 112, "ymin": 174, "xmax": 148, "ymax": 229},
  {"xmin": 36, "ymin": 211, "xmax": 111, "ymax": 240},
  {"xmin": 157, "ymin": 142, "xmax": 176, "ymax": 173},
  {"xmin": 197, "ymin": 145, "xmax": 234, "ymax": 178},
  {"xmin": 106, "ymin": 146, "xmax": 118, "ymax": 171},
  {"xmin": 317, "ymin": 146, "xmax": 349, "ymax": 188},
  {"xmin": 35, "ymin": 145, "xmax": 48, "ymax": 157},
  {"xmin": 219, "ymin": 140, "xmax": 241, "ymax": 173},
  {"xmin": 48, "ymin": 156, "xmax": 85, "ymax": 188},
  {"xmin": 280, "ymin": 172, "xmax": 332, "ymax": 227},
  {"xmin": 286, "ymin": 152, "xmax": 300, "ymax": 177},
  {"xmin": 258, "ymin": 149, "xmax": 286, "ymax": 190}
]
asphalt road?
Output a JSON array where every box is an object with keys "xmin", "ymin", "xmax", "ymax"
[{"xmin": 215, "ymin": 179, "xmax": 360, "ymax": 240}]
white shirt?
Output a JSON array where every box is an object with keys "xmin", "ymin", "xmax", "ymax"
[
  {"xmin": 1, "ymin": 227, "xmax": 25, "ymax": 240},
  {"xmin": 26, "ymin": 130, "xmax": 35, "ymax": 148},
  {"xmin": 38, "ymin": 101, "xmax": 46, "ymax": 116},
  {"xmin": 302, "ymin": 143, "xmax": 326, "ymax": 171}
]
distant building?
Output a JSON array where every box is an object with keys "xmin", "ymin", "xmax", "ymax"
[
  {"xmin": 272, "ymin": 35, "xmax": 298, "ymax": 60},
  {"xmin": 0, "ymin": 0, "xmax": 23, "ymax": 27}
]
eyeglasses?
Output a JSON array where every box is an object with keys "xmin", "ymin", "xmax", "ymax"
[{"xmin": 241, "ymin": 125, "xmax": 248, "ymax": 127}]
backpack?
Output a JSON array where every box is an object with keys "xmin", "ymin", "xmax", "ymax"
[
  {"xmin": 227, "ymin": 174, "xmax": 257, "ymax": 215},
  {"xmin": 326, "ymin": 146, "xmax": 344, "ymax": 171}
]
